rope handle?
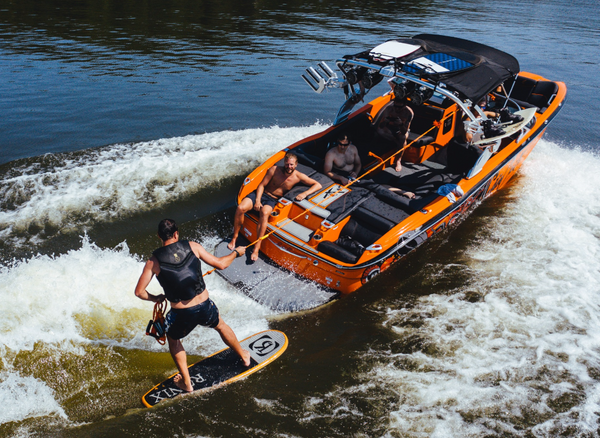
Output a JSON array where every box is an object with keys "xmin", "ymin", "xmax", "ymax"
[{"xmin": 145, "ymin": 300, "xmax": 168, "ymax": 345}]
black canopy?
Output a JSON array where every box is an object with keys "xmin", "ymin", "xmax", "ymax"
[
  {"xmin": 410, "ymin": 34, "xmax": 520, "ymax": 103},
  {"xmin": 353, "ymin": 34, "xmax": 520, "ymax": 103}
]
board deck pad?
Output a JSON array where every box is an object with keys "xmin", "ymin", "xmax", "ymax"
[
  {"xmin": 214, "ymin": 237, "xmax": 338, "ymax": 312},
  {"xmin": 142, "ymin": 330, "xmax": 288, "ymax": 407}
]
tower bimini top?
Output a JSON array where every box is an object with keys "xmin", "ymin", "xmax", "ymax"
[
  {"xmin": 353, "ymin": 34, "xmax": 520, "ymax": 103},
  {"xmin": 303, "ymin": 34, "xmax": 521, "ymax": 126}
]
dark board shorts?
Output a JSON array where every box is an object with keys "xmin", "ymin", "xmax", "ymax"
[
  {"xmin": 245, "ymin": 192, "xmax": 279, "ymax": 209},
  {"xmin": 166, "ymin": 298, "xmax": 220, "ymax": 340}
]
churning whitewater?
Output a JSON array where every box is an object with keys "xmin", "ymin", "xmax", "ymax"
[
  {"xmin": 2, "ymin": 134, "xmax": 599, "ymax": 435},
  {"xmin": 0, "ymin": 236, "xmax": 271, "ymax": 427},
  {"xmin": 0, "ymin": 124, "xmax": 325, "ymax": 251},
  {"xmin": 298, "ymin": 140, "xmax": 600, "ymax": 436}
]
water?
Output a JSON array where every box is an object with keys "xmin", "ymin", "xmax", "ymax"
[{"xmin": 1, "ymin": 0, "xmax": 599, "ymax": 436}]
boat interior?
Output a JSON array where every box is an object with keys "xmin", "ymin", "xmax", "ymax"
[{"xmin": 251, "ymin": 77, "xmax": 559, "ymax": 265}]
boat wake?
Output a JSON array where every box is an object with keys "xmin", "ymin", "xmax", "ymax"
[
  {"xmin": 0, "ymin": 235, "xmax": 271, "ymax": 427},
  {"xmin": 294, "ymin": 139, "xmax": 600, "ymax": 436},
  {"xmin": 3, "ymin": 137, "xmax": 598, "ymax": 435},
  {"xmin": 0, "ymin": 123, "xmax": 325, "ymax": 254}
]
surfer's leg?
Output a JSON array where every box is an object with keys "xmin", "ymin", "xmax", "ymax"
[
  {"xmin": 167, "ymin": 336, "xmax": 194, "ymax": 392},
  {"xmin": 251, "ymin": 204, "xmax": 273, "ymax": 261},
  {"xmin": 213, "ymin": 317, "xmax": 251, "ymax": 366},
  {"xmin": 229, "ymin": 197, "xmax": 253, "ymax": 250}
]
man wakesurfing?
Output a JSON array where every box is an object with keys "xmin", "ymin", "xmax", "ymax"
[{"xmin": 135, "ymin": 219, "xmax": 250, "ymax": 393}]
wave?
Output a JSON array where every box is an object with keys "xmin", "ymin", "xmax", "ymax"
[
  {"xmin": 0, "ymin": 235, "xmax": 271, "ymax": 426},
  {"xmin": 5, "ymin": 137, "xmax": 600, "ymax": 433},
  {"xmin": 0, "ymin": 124, "xmax": 326, "ymax": 250},
  {"xmin": 295, "ymin": 140, "xmax": 600, "ymax": 436}
]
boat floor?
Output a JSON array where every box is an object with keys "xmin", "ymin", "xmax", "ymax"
[{"xmin": 214, "ymin": 237, "xmax": 339, "ymax": 313}]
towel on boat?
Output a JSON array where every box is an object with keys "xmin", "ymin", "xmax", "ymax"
[{"xmin": 437, "ymin": 184, "xmax": 464, "ymax": 203}]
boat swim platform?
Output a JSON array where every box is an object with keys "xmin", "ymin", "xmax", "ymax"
[{"xmin": 214, "ymin": 237, "xmax": 339, "ymax": 313}]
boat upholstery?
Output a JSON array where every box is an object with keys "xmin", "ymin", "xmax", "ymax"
[
  {"xmin": 294, "ymin": 102, "xmax": 446, "ymax": 174},
  {"xmin": 318, "ymin": 217, "xmax": 381, "ymax": 264},
  {"xmin": 501, "ymin": 77, "xmax": 559, "ymax": 114}
]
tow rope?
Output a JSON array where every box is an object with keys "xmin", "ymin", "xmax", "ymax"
[{"xmin": 145, "ymin": 300, "xmax": 168, "ymax": 345}]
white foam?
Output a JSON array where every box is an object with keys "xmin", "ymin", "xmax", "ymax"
[
  {"xmin": 0, "ymin": 235, "xmax": 271, "ymax": 425},
  {"xmin": 0, "ymin": 124, "xmax": 326, "ymax": 248},
  {"xmin": 383, "ymin": 140, "xmax": 600, "ymax": 435},
  {"xmin": 297, "ymin": 140, "xmax": 600, "ymax": 435},
  {"xmin": 0, "ymin": 372, "xmax": 66, "ymax": 424}
]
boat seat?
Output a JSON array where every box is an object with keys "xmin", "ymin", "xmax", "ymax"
[
  {"xmin": 428, "ymin": 139, "xmax": 482, "ymax": 175},
  {"xmin": 506, "ymin": 76, "xmax": 537, "ymax": 102},
  {"xmin": 356, "ymin": 180, "xmax": 418, "ymax": 214},
  {"xmin": 409, "ymin": 103, "xmax": 443, "ymax": 142},
  {"xmin": 281, "ymin": 172, "xmax": 334, "ymax": 210},
  {"xmin": 356, "ymin": 196, "xmax": 411, "ymax": 227},
  {"xmin": 501, "ymin": 77, "xmax": 559, "ymax": 114},
  {"xmin": 294, "ymin": 149, "xmax": 325, "ymax": 171},
  {"xmin": 317, "ymin": 217, "xmax": 382, "ymax": 264},
  {"xmin": 353, "ymin": 205, "xmax": 396, "ymax": 233},
  {"xmin": 323, "ymin": 186, "xmax": 373, "ymax": 223},
  {"xmin": 527, "ymin": 81, "xmax": 559, "ymax": 113},
  {"xmin": 373, "ymin": 165, "xmax": 457, "ymax": 195},
  {"xmin": 294, "ymin": 199, "xmax": 331, "ymax": 219}
]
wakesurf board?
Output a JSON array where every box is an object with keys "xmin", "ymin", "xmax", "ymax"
[{"xmin": 142, "ymin": 329, "xmax": 288, "ymax": 407}]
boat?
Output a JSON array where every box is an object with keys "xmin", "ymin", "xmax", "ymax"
[{"xmin": 215, "ymin": 34, "xmax": 566, "ymax": 312}]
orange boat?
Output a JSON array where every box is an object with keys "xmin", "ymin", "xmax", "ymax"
[{"xmin": 216, "ymin": 34, "xmax": 566, "ymax": 312}]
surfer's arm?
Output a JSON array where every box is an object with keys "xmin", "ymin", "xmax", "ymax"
[
  {"xmin": 191, "ymin": 241, "xmax": 246, "ymax": 269},
  {"xmin": 134, "ymin": 258, "xmax": 165, "ymax": 303}
]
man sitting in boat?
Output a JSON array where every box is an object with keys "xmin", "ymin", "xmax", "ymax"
[
  {"xmin": 374, "ymin": 96, "xmax": 414, "ymax": 172},
  {"xmin": 323, "ymin": 133, "xmax": 361, "ymax": 185},
  {"xmin": 228, "ymin": 151, "xmax": 322, "ymax": 261}
]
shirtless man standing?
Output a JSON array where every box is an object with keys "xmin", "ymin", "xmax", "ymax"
[
  {"xmin": 376, "ymin": 97, "xmax": 414, "ymax": 172},
  {"xmin": 323, "ymin": 134, "xmax": 361, "ymax": 185},
  {"xmin": 228, "ymin": 151, "xmax": 321, "ymax": 261}
]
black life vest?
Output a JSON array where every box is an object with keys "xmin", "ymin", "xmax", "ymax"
[{"xmin": 153, "ymin": 240, "xmax": 206, "ymax": 303}]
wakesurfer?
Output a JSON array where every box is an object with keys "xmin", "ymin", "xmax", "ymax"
[{"xmin": 135, "ymin": 218, "xmax": 251, "ymax": 393}]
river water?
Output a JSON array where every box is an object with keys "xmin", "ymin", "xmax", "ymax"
[{"xmin": 1, "ymin": 0, "xmax": 599, "ymax": 436}]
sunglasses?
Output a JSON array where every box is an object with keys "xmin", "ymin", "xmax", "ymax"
[{"xmin": 338, "ymin": 141, "xmax": 349, "ymax": 146}]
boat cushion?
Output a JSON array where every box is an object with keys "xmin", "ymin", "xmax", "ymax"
[
  {"xmin": 357, "ymin": 196, "xmax": 410, "ymax": 228},
  {"xmin": 340, "ymin": 217, "xmax": 382, "ymax": 248},
  {"xmin": 325, "ymin": 187, "xmax": 373, "ymax": 223},
  {"xmin": 317, "ymin": 240, "xmax": 360, "ymax": 264},
  {"xmin": 282, "ymin": 171, "xmax": 334, "ymax": 202},
  {"xmin": 528, "ymin": 81, "xmax": 558, "ymax": 113}
]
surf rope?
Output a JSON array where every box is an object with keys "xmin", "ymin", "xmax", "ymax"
[
  {"xmin": 202, "ymin": 108, "xmax": 455, "ymax": 278},
  {"xmin": 145, "ymin": 300, "xmax": 168, "ymax": 345}
]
